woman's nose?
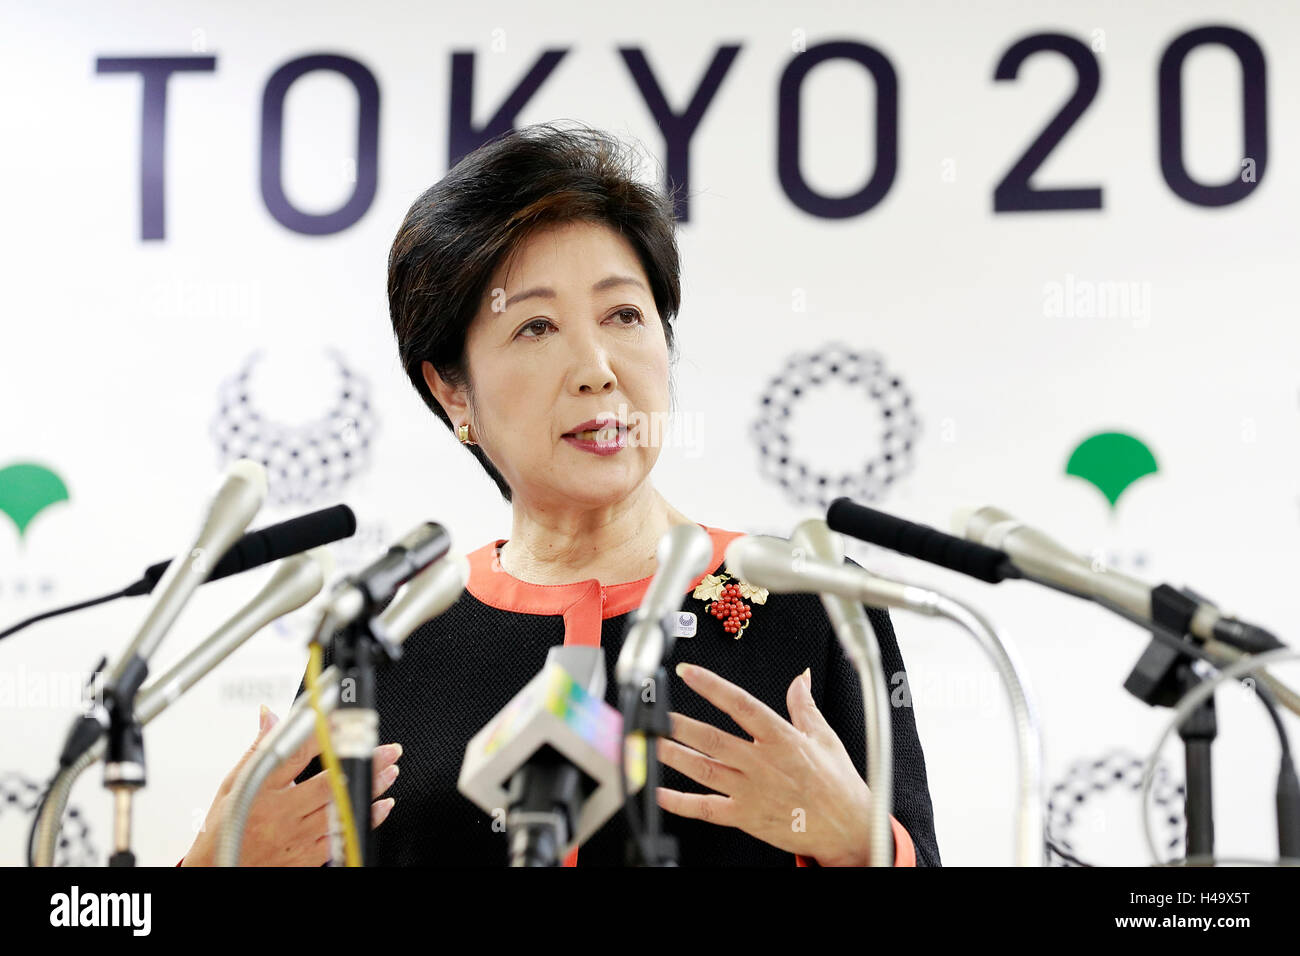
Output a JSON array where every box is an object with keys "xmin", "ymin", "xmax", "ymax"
[
  {"xmin": 578, "ymin": 371, "xmax": 615, "ymax": 393},
  {"xmin": 569, "ymin": 335, "xmax": 616, "ymax": 393}
]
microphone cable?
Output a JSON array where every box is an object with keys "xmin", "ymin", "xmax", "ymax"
[
  {"xmin": 1140, "ymin": 648, "xmax": 1300, "ymax": 865},
  {"xmin": 306, "ymin": 638, "xmax": 361, "ymax": 867},
  {"xmin": 1, "ymin": 589, "xmax": 132, "ymax": 641},
  {"xmin": 1, "ymin": 503, "xmax": 355, "ymax": 642}
]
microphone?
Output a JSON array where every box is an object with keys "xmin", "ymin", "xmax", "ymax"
[
  {"xmin": 612, "ymin": 523, "xmax": 714, "ymax": 866},
  {"xmin": 215, "ymin": 550, "xmax": 470, "ymax": 867},
  {"xmin": 955, "ymin": 506, "xmax": 1300, "ymax": 862},
  {"xmin": 724, "ymin": 533, "xmax": 944, "ymax": 616},
  {"xmin": 787, "ymin": 520, "xmax": 894, "ymax": 866},
  {"xmin": 46, "ymin": 460, "xmax": 267, "ymax": 867},
  {"xmin": 134, "ymin": 549, "xmax": 335, "ymax": 724},
  {"xmin": 458, "ymin": 645, "xmax": 632, "ymax": 866},
  {"xmin": 30, "ymin": 549, "xmax": 332, "ymax": 867},
  {"xmin": 614, "ymin": 523, "xmax": 715, "ymax": 690},
  {"xmin": 0, "ymin": 503, "xmax": 352, "ymax": 643},
  {"xmin": 107, "ymin": 460, "xmax": 269, "ymax": 685},
  {"xmin": 367, "ymin": 549, "xmax": 469, "ymax": 650},
  {"xmin": 313, "ymin": 521, "xmax": 451, "ymax": 653},
  {"xmin": 318, "ymin": 523, "xmax": 454, "ymax": 865},
  {"xmin": 126, "ymin": 504, "xmax": 356, "ymax": 596},
  {"xmin": 726, "ymin": 533, "xmax": 1047, "ymax": 866},
  {"xmin": 57, "ymin": 460, "xmax": 269, "ymax": 768},
  {"xmin": 827, "ymin": 497, "xmax": 1019, "ymax": 584},
  {"xmin": 955, "ymin": 505, "xmax": 1284, "ymax": 653}
]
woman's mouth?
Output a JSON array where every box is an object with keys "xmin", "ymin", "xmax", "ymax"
[{"xmin": 562, "ymin": 425, "xmax": 627, "ymax": 455}]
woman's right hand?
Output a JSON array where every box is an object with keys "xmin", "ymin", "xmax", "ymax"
[{"xmin": 180, "ymin": 704, "xmax": 401, "ymax": 866}]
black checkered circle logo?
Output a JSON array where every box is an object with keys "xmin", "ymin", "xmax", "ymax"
[
  {"xmin": 1047, "ymin": 749, "xmax": 1185, "ymax": 867},
  {"xmin": 210, "ymin": 350, "xmax": 377, "ymax": 507},
  {"xmin": 751, "ymin": 342, "xmax": 919, "ymax": 508},
  {"xmin": 2, "ymin": 771, "xmax": 96, "ymax": 866}
]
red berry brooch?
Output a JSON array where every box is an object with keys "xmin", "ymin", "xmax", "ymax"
[{"xmin": 692, "ymin": 572, "xmax": 768, "ymax": 639}]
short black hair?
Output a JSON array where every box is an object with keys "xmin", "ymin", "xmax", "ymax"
[{"xmin": 387, "ymin": 121, "xmax": 682, "ymax": 502}]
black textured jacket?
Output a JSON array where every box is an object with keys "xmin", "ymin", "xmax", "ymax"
[{"xmin": 293, "ymin": 525, "xmax": 941, "ymax": 867}]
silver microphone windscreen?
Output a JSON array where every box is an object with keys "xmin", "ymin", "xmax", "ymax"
[
  {"xmin": 108, "ymin": 459, "xmax": 268, "ymax": 684},
  {"xmin": 31, "ymin": 547, "xmax": 334, "ymax": 871},
  {"xmin": 789, "ymin": 518, "xmax": 895, "ymax": 867},
  {"xmin": 725, "ymin": 534, "xmax": 930, "ymax": 613},
  {"xmin": 614, "ymin": 523, "xmax": 714, "ymax": 687},
  {"xmin": 955, "ymin": 505, "xmax": 1153, "ymax": 621},
  {"xmin": 369, "ymin": 552, "xmax": 470, "ymax": 650},
  {"xmin": 134, "ymin": 548, "xmax": 333, "ymax": 733}
]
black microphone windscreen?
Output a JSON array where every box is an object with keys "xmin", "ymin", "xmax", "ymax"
[
  {"xmin": 137, "ymin": 504, "xmax": 356, "ymax": 593},
  {"xmin": 826, "ymin": 497, "xmax": 1013, "ymax": 584}
]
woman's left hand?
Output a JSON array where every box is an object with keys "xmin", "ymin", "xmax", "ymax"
[{"xmin": 655, "ymin": 662, "xmax": 875, "ymax": 867}]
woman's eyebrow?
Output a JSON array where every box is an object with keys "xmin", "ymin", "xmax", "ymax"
[
  {"xmin": 503, "ymin": 274, "xmax": 648, "ymax": 309},
  {"xmin": 591, "ymin": 274, "xmax": 648, "ymax": 295}
]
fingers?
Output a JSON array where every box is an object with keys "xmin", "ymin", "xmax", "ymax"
[
  {"xmin": 259, "ymin": 704, "xmax": 279, "ymax": 737},
  {"xmin": 785, "ymin": 668, "xmax": 836, "ymax": 744},
  {"xmin": 284, "ymin": 744, "xmax": 403, "ymax": 819},
  {"xmin": 255, "ymin": 795, "xmax": 394, "ymax": 866},
  {"xmin": 306, "ymin": 797, "xmax": 397, "ymax": 833},
  {"xmin": 674, "ymin": 662, "xmax": 793, "ymax": 743},
  {"xmin": 266, "ymin": 719, "xmax": 326, "ymax": 789},
  {"xmin": 655, "ymin": 786, "xmax": 736, "ymax": 827},
  {"xmin": 294, "ymin": 796, "xmax": 397, "ymax": 854},
  {"xmin": 220, "ymin": 705, "xmax": 281, "ymax": 794},
  {"xmin": 666, "ymin": 711, "xmax": 751, "ymax": 769},
  {"xmin": 656, "ymin": 737, "xmax": 743, "ymax": 796},
  {"xmin": 371, "ymin": 797, "xmax": 396, "ymax": 828}
]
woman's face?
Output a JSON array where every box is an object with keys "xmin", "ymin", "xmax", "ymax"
[{"xmin": 427, "ymin": 219, "xmax": 672, "ymax": 511}]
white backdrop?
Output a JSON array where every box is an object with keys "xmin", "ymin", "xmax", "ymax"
[{"xmin": 2, "ymin": 0, "xmax": 1298, "ymax": 866}]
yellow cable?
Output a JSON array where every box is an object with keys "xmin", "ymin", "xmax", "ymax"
[{"xmin": 306, "ymin": 641, "xmax": 362, "ymax": 867}]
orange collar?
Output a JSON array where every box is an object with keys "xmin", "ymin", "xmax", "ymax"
[{"xmin": 464, "ymin": 524, "xmax": 744, "ymax": 622}]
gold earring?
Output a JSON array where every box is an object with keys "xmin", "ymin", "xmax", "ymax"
[{"xmin": 458, "ymin": 422, "xmax": 475, "ymax": 445}]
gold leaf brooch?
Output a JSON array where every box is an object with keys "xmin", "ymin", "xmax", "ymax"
[{"xmin": 692, "ymin": 572, "xmax": 768, "ymax": 638}]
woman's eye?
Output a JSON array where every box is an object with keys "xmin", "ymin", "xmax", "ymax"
[
  {"xmin": 518, "ymin": 319, "xmax": 552, "ymax": 338},
  {"xmin": 517, "ymin": 311, "xmax": 641, "ymax": 339}
]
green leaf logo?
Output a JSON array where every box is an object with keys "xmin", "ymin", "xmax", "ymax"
[
  {"xmin": 0, "ymin": 462, "xmax": 70, "ymax": 541},
  {"xmin": 1065, "ymin": 432, "xmax": 1158, "ymax": 509}
]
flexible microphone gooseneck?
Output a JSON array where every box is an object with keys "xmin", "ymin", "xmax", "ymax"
[
  {"xmin": 614, "ymin": 523, "xmax": 715, "ymax": 867},
  {"xmin": 956, "ymin": 504, "xmax": 1285, "ymax": 654},
  {"xmin": 787, "ymin": 519, "xmax": 894, "ymax": 867},
  {"xmin": 727, "ymin": 533, "xmax": 1046, "ymax": 866}
]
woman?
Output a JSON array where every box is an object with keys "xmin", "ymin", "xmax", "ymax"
[{"xmin": 181, "ymin": 122, "xmax": 940, "ymax": 867}]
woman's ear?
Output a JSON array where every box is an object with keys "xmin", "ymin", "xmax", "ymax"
[{"xmin": 422, "ymin": 360, "xmax": 469, "ymax": 421}]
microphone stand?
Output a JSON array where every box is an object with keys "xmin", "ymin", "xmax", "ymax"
[
  {"xmin": 329, "ymin": 614, "xmax": 401, "ymax": 867},
  {"xmin": 1119, "ymin": 583, "xmax": 1284, "ymax": 860},
  {"xmin": 32, "ymin": 551, "xmax": 330, "ymax": 867},
  {"xmin": 1121, "ymin": 584, "xmax": 1237, "ymax": 860},
  {"xmin": 620, "ymin": 630, "xmax": 678, "ymax": 867},
  {"xmin": 1019, "ymin": 572, "xmax": 1296, "ymax": 864},
  {"xmin": 1122, "ymin": 628, "xmax": 1216, "ymax": 858},
  {"xmin": 102, "ymin": 655, "xmax": 149, "ymax": 867}
]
